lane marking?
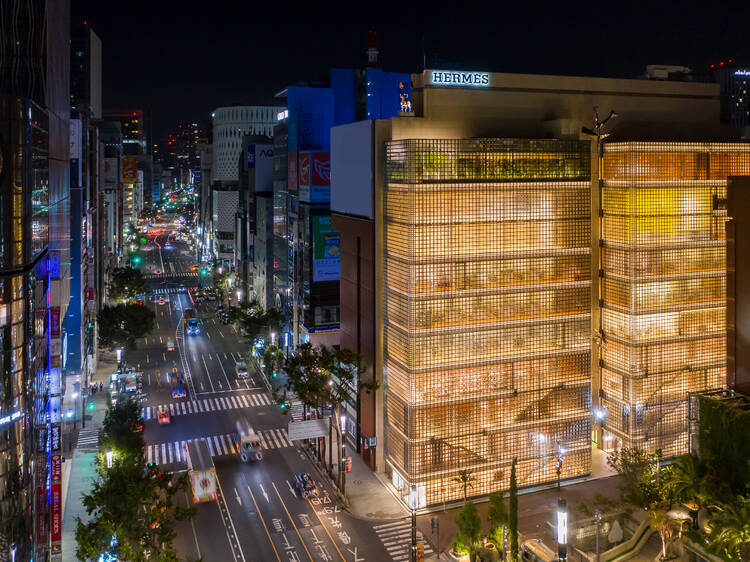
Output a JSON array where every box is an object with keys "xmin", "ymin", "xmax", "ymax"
[
  {"xmin": 247, "ymin": 486, "xmax": 281, "ymax": 562},
  {"xmin": 272, "ymin": 482, "xmax": 314, "ymax": 562},
  {"xmin": 305, "ymin": 496, "xmax": 347, "ymax": 561}
]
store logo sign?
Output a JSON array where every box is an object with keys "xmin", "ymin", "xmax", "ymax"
[{"xmin": 430, "ymin": 71, "xmax": 489, "ymax": 87}]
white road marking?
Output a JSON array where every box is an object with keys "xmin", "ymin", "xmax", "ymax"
[
  {"xmin": 259, "ymin": 483, "xmax": 269, "ymax": 503},
  {"xmin": 286, "ymin": 479, "xmax": 297, "ymax": 497}
]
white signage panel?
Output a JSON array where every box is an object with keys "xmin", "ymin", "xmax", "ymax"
[{"xmin": 288, "ymin": 418, "xmax": 330, "ymax": 441}]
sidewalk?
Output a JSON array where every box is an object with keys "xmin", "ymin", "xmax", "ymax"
[
  {"xmin": 60, "ymin": 350, "xmax": 117, "ymax": 560},
  {"xmin": 336, "ymin": 447, "xmax": 407, "ymax": 521}
]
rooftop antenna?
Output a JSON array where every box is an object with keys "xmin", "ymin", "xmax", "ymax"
[{"xmin": 582, "ymin": 106, "xmax": 618, "ymax": 141}]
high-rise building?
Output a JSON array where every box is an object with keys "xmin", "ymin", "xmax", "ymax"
[
  {"xmin": 332, "ymin": 68, "xmax": 745, "ymax": 503},
  {"xmin": 70, "ymin": 22, "xmax": 102, "ymax": 119},
  {"xmin": 0, "ymin": 0, "xmax": 71, "ymax": 557}
]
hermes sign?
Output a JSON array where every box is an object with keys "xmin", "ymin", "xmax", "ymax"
[{"xmin": 430, "ymin": 70, "xmax": 490, "ymax": 87}]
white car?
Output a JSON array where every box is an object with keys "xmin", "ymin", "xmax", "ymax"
[
  {"xmin": 235, "ymin": 361, "xmax": 249, "ymax": 379},
  {"xmin": 166, "ymin": 340, "xmax": 176, "ymax": 352}
]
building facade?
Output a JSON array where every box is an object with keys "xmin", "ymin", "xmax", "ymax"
[
  {"xmin": 211, "ymin": 106, "xmax": 278, "ymax": 184},
  {"xmin": 332, "ymin": 68, "xmax": 746, "ymax": 504}
]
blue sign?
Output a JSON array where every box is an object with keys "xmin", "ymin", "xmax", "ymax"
[{"xmin": 248, "ymin": 145, "xmax": 256, "ymax": 169}]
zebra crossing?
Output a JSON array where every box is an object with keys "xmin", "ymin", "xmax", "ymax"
[
  {"xmin": 144, "ymin": 271, "xmax": 199, "ymax": 279},
  {"xmin": 77, "ymin": 427, "xmax": 100, "ymax": 449},
  {"xmin": 152, "ymin": 286, "xmax": 196, "ymax": 295},
  {"xmin": 145, "ymin": 429, "xmax": 292, "ymax": 466},
  {"xmin": 373, "ymin": 520, "xmax": 435, "ymax": 562},
  {"xmin": 142, "ymin": 393, "xmax": 273, "ymax": 420}
]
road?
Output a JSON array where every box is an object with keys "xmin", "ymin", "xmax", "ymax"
[{"xmin": 124, "ymin": 218, "xmax": 398, "ymax": 562}]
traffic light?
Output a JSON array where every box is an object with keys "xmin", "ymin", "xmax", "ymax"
[
  {"xmin": 272, "ymin": 371, "xmax": 277, "ymax": 378},
  {"xmin": 200, "ymin": 268, "xmax": 209, "ymax": 276},
  {"xmin": 88, "ymin": 402, "xmax": 95, "ymax": 410},
  {"xmin": 132, "ymin": 255, "xmax": 142, "ymax": 265}
]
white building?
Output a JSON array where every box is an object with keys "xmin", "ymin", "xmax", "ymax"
[{"xmin": 211, "ymin": 106, "xmax": 280, "ymax": 183}]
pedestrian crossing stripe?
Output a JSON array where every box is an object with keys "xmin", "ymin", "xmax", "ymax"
[
  {"xmin": 152, "ymin": 286, "xmax": 197, "ymax": 295},
  {"xmin": 373, "ymin": 520, "xmax": 434, "ymax": 562},
  {"xmin": 145, "ymin": 429, "xmax": 292, "ymax": 465},
  {"xmin": 77, "ymin": 428, "xmax": 100, "ymax": 448},
  {"xmin": 144, "ymin": 272, "xmax": 199, "ymax": 279},
  {"xmin": 142, "ymin": 393, "xmax": 273, "ymax": 420}
]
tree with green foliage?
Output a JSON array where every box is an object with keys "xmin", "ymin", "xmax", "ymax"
[
  {"xmin": 509, "ymin": 458, "xmax": 519, "ymax": 561},
  {"xmin": 487, "ymin": 491, "xmax": 508, "ymax": 552},
  {"xmin": 236, "ymin": 301, "xmax": 281, "ymax": 343},
  {"xmin": 452, "ymin": 469, "xmax": 476, "ymax": 503},
  {"xmin": 75, "ymin": 400, "xmax": 195, "ymax": 560},
  {"xmin": 108, "ymin": 267, "xmax": 148, "ymax": 303},
  {"xmin": 98, "ymin": 303, "xmax": 155, "ymax": 350},
  {"xmin": 455, "ymin": 501, "xmax": 482, "ymax": 562},
  {"xmin": 704, "ymin": 494, "xmax": 750, "ymax": 560},
  {"xmin": 607, "ymin": 447, "xmax": 660, "ymax": 509}
]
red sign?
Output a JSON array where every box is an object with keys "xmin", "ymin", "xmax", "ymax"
[
  {"xmin": 51, "ymin": 454, "xmax": 62, "ymax": 482},
  {"xmin": 88, "ymin": 287, "xmax": 95, "ymax": 301},
  {"xmin": 298, "ymin": 152, "xmax": 310, "ymax": 186},
  {"xmin": 346, "ymin": 457, "xmax": 353, "ymax": 473},
  {"xmin": 288, "ymin": 152, "xmax": 298, "ymax": 193},
  {"xmin": 51, "ymin": 483, "xmax": 62, "ymax": 542},
  {"xmin": 311, "ymin": 152, "xmax": 330, "ymax": 186},
  {"xmin": 50, "ymin": 307, "xmax": 61, "ymax": 338},
  {"xmin": 36, "ymin": 487, "xmax": 47, "ymax": 542}
]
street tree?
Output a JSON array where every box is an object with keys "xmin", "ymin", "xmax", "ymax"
[
  {"xmin": 108, "ymin": 267, "xmax": 148, "ymax": 303},
  {"xmin": 98, "ymin": 303, "xmax": 155, "ymax": 350},
  {"xmin": 452, "ymin": 469, "xmax": 476, "ymax": 503},
  {"xmin": 455, "ymin": 501, "xmax": 482, "ymax": 562},
  {"xmin": 487, "ymin": 490, "xmax": 508, "ymax": 551},
  {"xmin": 236, "ymin": 301, "xmax": 281, "ymax": 343},
  {"xmin": 75, "ymin": 400, "xmax": 195, "ymax": 561},
  {"xmin": 607, "ymin": 446, "xmax": 659, "ymax": 509},
  {"xmin": 509, "ymin": 458, "xmax": 519, "ymax": 561}
]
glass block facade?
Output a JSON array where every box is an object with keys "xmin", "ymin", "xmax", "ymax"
[
  {"xmin": 599, "ymin": 142, "xmax": 750, "ymax": 458},
  {"xmin": 383, "ymin": 139, "xmax": 593, "ymax": 504}
]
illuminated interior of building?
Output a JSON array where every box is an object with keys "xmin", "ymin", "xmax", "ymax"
[
  {"xmin": 384, "ymin": 139, "xmax": 593, "ymax": 505},
  {"xmin": 599, "ymin": 142, "xmax": 750, "ymax": 458}
]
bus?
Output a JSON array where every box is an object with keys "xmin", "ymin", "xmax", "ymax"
[{"xmin": 185, "ymin": 440, "xmax": 217, "ymax": 503}]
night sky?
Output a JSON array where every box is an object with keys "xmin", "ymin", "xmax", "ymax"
[{"xmin": 72, "ymin": 0, "xmax": 750, "ymax": 140}]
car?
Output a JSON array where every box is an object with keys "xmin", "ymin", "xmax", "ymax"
[
  {"xmin": 157, "ymin": 297, "xmax": 166, "ymax": 305},
  {"xmin": 157, "ymin": 408, "xmax": 171, "ymax": 425},
  {"xmin": 294, "ymin": 473, "xmax": 318, "ymax": 499},
  {"xmin": 131, "ymin": 421, "xmax": 144, "ymax": 432},
  {"xmin": 164, "ymin": 243, "xmax": 174, "ymax": 250},
  {"xmin": 166, "ymin": 340, "xmax": 176, "ymax": 352},
  {"xmin": 189, "ymin": 265, "xmax": 198, "ymax": 272},
  {"xmin": 235, "ymin": 361, "xmax": 249, "ymax": 379},
  {"xmin": 134, "ymin": 299, "xmax": 144, "ymax": 306},
  {"xmin": 186, "ymin": 318, "xmax": 201, "ymax": 335},
  {"xmin": 155, "ymin": 269, "xmax": 162, "ymax": 275}
]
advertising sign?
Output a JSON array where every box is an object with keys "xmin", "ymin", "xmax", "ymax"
[
  {"xmin": 429, "ymin": 70, "xmax": 490, "ymax": 87},
  {"xmin": 311, "ymin": 152, "xmax": 330, "ymax": 186},
  {"xmin": 50, "ymin": 307, "xmax": 61, "ymax": 337},
  {"xmin": 122, "ymin": 156, "xmax": 138, "ymax": 183},
  {"xmin": 36, "ymin": 486, "xmax": 47, "ymax": 542},
  {"xmin": 312, "ymin": 216, "xmax": 340, "ymax": 282},
  {"xmin": 346, "ymin": 457, "xmax": 352, "ymax": 473},
  {"xmin": 51, "ymin": 483, "xmax": 62, "ymax": 542},
  {"xmin": 247, "ymin": 144, "xmax": 256, "ymax": 169},
  {"xmin": 103, "ymin": 158, "xmax": 118, "ymax": 186},
  {"xmin": 51, "ymin": 454, "xmax": 62, "ymax": 481},
  {"xmin": 287, "ymin": 418, "xmax": 330, "ymax": 441},
  {"xmin": 298, "ymin": 152, "xmax": 310, "ymax": 186}
]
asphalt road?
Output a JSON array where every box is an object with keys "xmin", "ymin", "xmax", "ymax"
[{"xmin": 123, "ymin": 219, "xmax": 395, "ymax": 562}]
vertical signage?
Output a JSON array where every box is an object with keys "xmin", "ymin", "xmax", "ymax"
[
  {"xmin": 50, "ymin": 308, "xmax": 61, "ymax": 337},
  {"xmin": 122, "ymin": 156, "xmax": 138, "ymax": 183},
  {"xmin": 247, "ymin": 145, "xmax": 256, "ymax": 169},
  {"xmin": 298, "ymin": 153, "xmax": 310, "ymax": 186},
  {"xmin": 51, "ymin": 483, "xmax": 62, "ymax": 542},
  {"xmin": 312, "ymin": 216, "xmax": 340, "ymax": 282}
]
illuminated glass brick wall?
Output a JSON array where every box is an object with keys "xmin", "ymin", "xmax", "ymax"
[
  {"xmin": 384, "ymin": 139, "xmax": 592, "ymax": 504},
  {"xmin": 600, "ymin": 143, "xmax": 750, "ymax": 458}
]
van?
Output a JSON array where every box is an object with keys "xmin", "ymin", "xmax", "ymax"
[{"xmin": 521, "ymin": 539, "xmax": 557, "ymax": 562}]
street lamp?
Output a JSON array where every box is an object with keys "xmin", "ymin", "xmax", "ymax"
[
  {"xmin": 270, "ymin": 331, "xmax": 277, "ymax": 346},
  {"xmin": 106, "ymin": 448, "xmax": 114, "ymax": 469},
  {"xmin": 409, "ymin": 485, "xmax": 418, "ymax": 562},
  {"xmin": 236, "ymin": 289, "xmax": 242, "ymax": 303},
  {"xmin": 339, "ymin": 414, "xmax": 347, "ymax": 495},
  {"xmin": 594, "ymin": 509, "xmax": 602, "ymax": 562},
  {"xmin": 116, "ymin": 348, "xmax": 123, "ymax": 366},
  {"xmin": 556, "ymin": 442, "xmax": 567, "ymax": 562},
  {"xmin": 10, "ymin": 542, "xmax": 16, "ymax": 562}
]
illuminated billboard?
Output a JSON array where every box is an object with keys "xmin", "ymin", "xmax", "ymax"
[
  {"xmin": 312, "ymin": 215, "xmax": 339, "ymax": 282},
  {"xmin": 122, "ymin": 156, "xmax": 138, "ymax": 183}
]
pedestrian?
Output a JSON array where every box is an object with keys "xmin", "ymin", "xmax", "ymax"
[{"xmin": 99, "ymin": 382, "xmax": 103, "ymax": 393}]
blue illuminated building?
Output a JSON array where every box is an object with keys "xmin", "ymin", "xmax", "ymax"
[{"xmin": 268, "ymin": 62, "xmax": 411, "ymax": 351}]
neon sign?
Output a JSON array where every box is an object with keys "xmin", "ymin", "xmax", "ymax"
[
  {"xmin": 430, "ymin": 70, "xmax": 490, "ymax": 87},
  {"xmin": 735, "ymin": 69, "xmax": 750, "ymax": 76},
  {"xmin": 0, "ymin": 411, "xmax": 22, "ymax": 425}
]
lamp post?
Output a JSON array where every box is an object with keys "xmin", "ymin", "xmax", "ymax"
[
  {"xmin": 339, "ymin": 414, "xmax": 347, "ymax": 495},
  {"xmin": 556, "ymin": 443, "xmax": 567, "ymax": 562},
  {"xmin": 594, "ymin": 509, "xmax": 601, "ymax": 562},
  {"xmin": 410, "ymin": 485, "xmax": 418, "ymax": 562},
  {"xmin": 9, "ymin": 542, "xmax": 16, "ymax": 562},
  {"xmin": 116, "ymin": 347, "xmax": 123, "ymax": 369},
  {"xmin": 106, "ymin": 448, "xmax": 113, "ymax": 469}
]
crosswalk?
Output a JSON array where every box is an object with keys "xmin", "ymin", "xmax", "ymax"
[
  {"xmin": 142, "ymin": 393, "xmax": 273, "ymax": 420},
  {"xmin": 373, "ymin": 520, "xmax": 435, "ymax": 562},
  {"xmin": 152, "ymin": 286, "xmax": 196, "ymax": 295},
  {"xmin": 77, "ymin": 427, "xmax": 100, "ymax": 449},
  {"xmin": 144, "ymin": 272, "xmax": 199, "ymax": 279},
  {"xmin": 145, "ymin": 429, "xmax": 292, "ymax": 466}
]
